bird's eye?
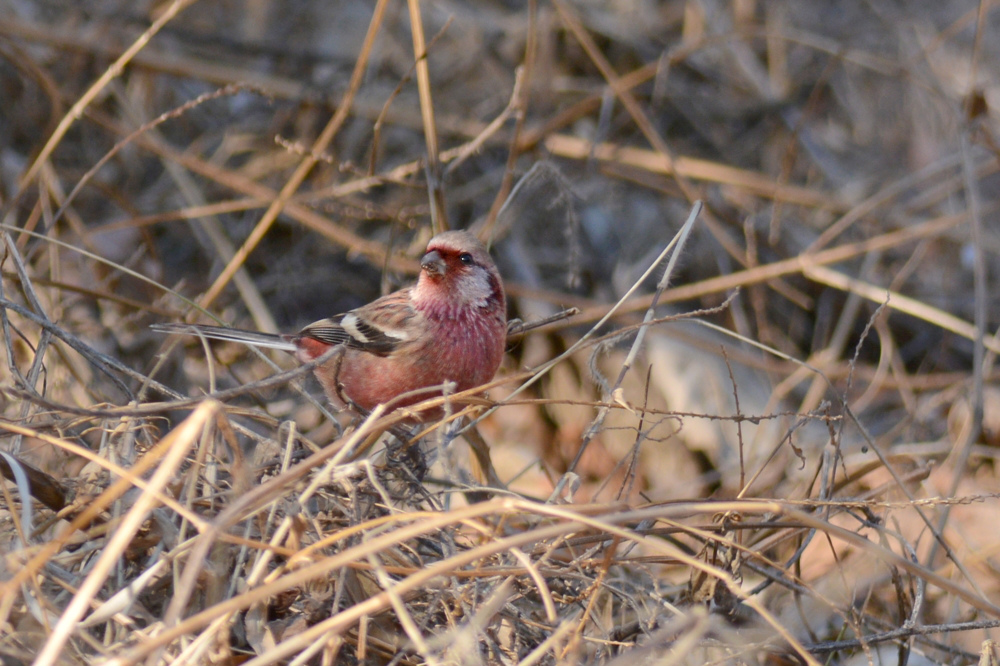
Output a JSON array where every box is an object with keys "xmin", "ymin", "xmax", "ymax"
[{"xmin": 459, "ymin": 253, "xmax": 474, "ymax": 265}]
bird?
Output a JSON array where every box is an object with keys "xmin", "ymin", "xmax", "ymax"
[{"xmin": 152, "ymin": 230, "xmax": 507, "ymax": 419}]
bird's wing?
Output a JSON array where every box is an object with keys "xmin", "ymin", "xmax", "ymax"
[{"xmin": 299, "ymin": 289, "xmax": 420, "ymax": 356}]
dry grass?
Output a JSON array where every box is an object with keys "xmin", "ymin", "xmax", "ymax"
[{"xmin": 2, "ymin": 1, "xmax": 1000, "ymax": 664}]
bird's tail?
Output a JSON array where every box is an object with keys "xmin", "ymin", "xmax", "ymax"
[{"xmin": 151, "ymin": 323, "xmax": 298, "ymax": 352}]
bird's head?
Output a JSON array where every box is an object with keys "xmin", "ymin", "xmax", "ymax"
[{"xmin": 415, "ymin": 230, "xmax": 505, "ymax": 311}]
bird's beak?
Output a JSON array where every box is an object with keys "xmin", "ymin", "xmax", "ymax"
[{"xmin": 420, "ymin": 249, "xmax": 446, "ymax": 276}]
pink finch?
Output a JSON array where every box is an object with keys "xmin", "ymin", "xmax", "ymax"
[{"xmin": 153, "ymin": 230, "xmax": 507, "ymax": 418}]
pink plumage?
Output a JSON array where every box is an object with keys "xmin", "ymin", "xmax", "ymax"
[{"xmin": 154, "ymin": 230, "xmax": 507, "ymax": 418}]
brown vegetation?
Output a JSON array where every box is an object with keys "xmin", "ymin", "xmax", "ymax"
[{"xmin": 1, "ymin": 1, "xmax": 999, "ymax": 664}]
